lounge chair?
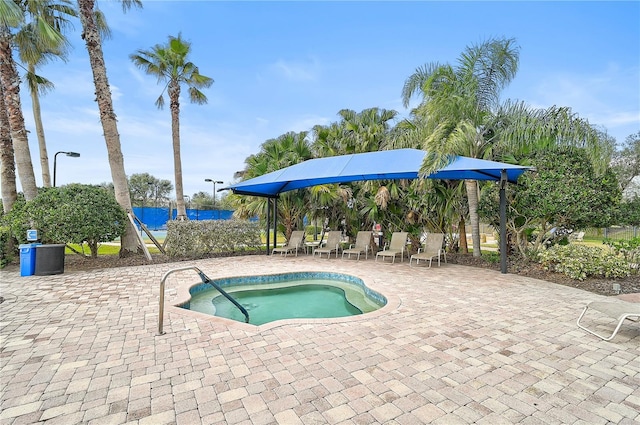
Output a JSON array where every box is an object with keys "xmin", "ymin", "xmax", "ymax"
[
  {"xmin": 313, "ymin": 231, "xmax": 343, "ymax": 259},
  {"xmin": 342, "ymin": 231, "xmax": 373, "ymax": 260},
  {"xmin": 410, "ymin": 233, "xmax": 446, "ymax": 267},
  {"xmin": 272, "ymin": 230, "xmax": 305, "ymax": 257},
  {"xmin": 375, "ymin": 232, "xmax": 408, "ymax": 263},
  {"xmin": 577, "ymin": 301, "xmax": 640, "ymax": 341}
]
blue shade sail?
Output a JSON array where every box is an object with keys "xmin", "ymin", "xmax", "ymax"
[{"xmin": 225, "ymin": 149, "xmax": 530, "ymax": 197}]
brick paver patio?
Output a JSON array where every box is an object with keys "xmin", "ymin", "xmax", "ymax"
[{"xmin": 1, "ymin": 255, "xmax": 638, "ymax": 424}]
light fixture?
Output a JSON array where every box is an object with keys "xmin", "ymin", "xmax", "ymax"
[
  {"xmin": 204, "ymin": 178, "xmax": 224, "ymax": 209},
  {"xmin": 53, "ymin": 151, "xmax": 80, "ymax": 187}
]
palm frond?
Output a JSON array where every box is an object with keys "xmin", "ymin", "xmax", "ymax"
[
  {"xmin": 188, "ymin": 87, "xmax": 208, "ymax": 105},
  {"xmin": 0, "ymin": 0, "xmax": 24, "ymax": 27},
  {"xmin": 155, "ymin": 94, "xmax": 165, "ymax": 109},
  {"xmin": 120, "ymin": 0, "xmax": 143, "ymax": 12},
  {"xmin": 93, "ymin": 8, "xmax": 112, "ymax": 40},
  {"xmin": 401, "ymin": 62, "xmax": 445, "ymax": 108},
  {"xmin": 25, "ymin": 68, "xmax": 54, "ymax": 95}
]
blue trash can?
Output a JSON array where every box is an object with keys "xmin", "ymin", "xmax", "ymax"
[{"xmin": 19, "ymin": 243, "xmax": 41, "ymax": 276}]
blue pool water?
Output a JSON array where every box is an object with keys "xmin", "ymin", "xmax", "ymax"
[{"xmin": 179, "ymin": 272, "xmax": 386, "ymax": 326}]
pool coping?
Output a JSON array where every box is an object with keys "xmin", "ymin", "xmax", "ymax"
[{"xmin": 168, "ymin": 269, "xmax": 402, "ymax": 332}]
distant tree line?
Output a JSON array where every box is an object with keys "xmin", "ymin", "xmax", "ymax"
[{"xmin": 1, "ymin": 2, "xmax": 638, "ymax": 263}]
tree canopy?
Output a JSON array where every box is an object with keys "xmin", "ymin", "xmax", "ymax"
[
  {"xmin": 479, "ymin": 147, "xmax": 621, "ymax": 257},
  {"xmin": 12, "ymin": 184, "xmax": 127, "ymax": 257}
]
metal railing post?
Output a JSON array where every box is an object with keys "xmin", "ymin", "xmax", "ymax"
[
  {"xmin": 158, "ymin": 265, "xmax": 249, "ymax": 335},
  {"xmin": 158, "ymin": 266, "xmax": 202, "ymax": 335}
]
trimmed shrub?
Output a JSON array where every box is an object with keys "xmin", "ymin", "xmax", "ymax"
[
  {"xmin": 537, "ymin": 244, "xmax": 630, "ymax": 280},
  {"xmin": 2, "ymin": 196, "xmax": 28, "ymax": 246},
  {"xmin": 165, "ymin": 219, "xmax": 262, "ymax": 257},
  {"xmin": 604, "ymin": 237, "xmax": 640, "ymax": 273},
  {"xmin": 7, "ymin": 185, "xmax": 127, "ymax": 258},
  {"xmin": 0, "ymin": 225, "xmax": 13, "ymax": 268}
]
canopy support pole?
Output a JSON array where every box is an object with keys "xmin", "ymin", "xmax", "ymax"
[
  {"xmin": 273, "ymin": 197, "xmax": 278, "ymax": 251},
  {"xmin": 266, "ymin": 198, "xmax": 271, "ymax": 255},
  {"xmin": 500, "ymin": 169, "xmax": 508, "ymax": 274}
]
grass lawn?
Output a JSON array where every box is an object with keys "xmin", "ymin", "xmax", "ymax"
[
  {"xmin": 65, "ymin": 243, "xmax": 162, "ymax": 256},
  {"xmin": 575, "ymin": 239, "xmax": 607, "ymax": 249}
]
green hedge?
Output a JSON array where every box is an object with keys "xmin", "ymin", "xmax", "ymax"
[
  {"xmin": 0, "ymin": 225, "xmax": 13, "ymax": 269},
  {"xmin": 537, "ymin": 244, "xmax": 630, "ymax": 280},
  {"xmin": 165, "ymin": 219, "xmax": 262, "ymax": 257},
  {"xmin": 604, "ymin": 237, "xmax": 640, "ymax": 268}
]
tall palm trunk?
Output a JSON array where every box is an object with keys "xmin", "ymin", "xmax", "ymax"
[
  {"xmin": 0, "ymin": 28, "xmax": 38, "ymax": 200},
  {"xmin": 169, "ymin": 81, "xmax": 186, "ymax": 219},
  {"xmin": 465, "ymin": 179, "xmax": 482, "ymax": 257},
  {"xmin": 458, "ymin": 215, "xmax": 468, "ymax": 253},
  {"xmin": 0, "ymin": 83, "xmax": 17, "ymax": 213},
  {"xmin": 77, "ymin": 0, "xmax": 138, "ymax": 256},
  {"xmin": 29, "ymin": 64, "xmax": 52, "ymax": 187}
]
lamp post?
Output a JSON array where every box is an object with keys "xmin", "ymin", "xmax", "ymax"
[
  {"xmin": 53, "ymin": 151, "xmax": 80, "ymax": 187},
  {"xmin": 204, "ymin": 179, "xmax": 223, "ymax": 209},
  {"xmin": 141, "ymin": 181, "xmax": 153, "ymax": 230},
  {"xmin": 148, "ymin": 181, "xmax": 155, "ymax": 206},
  {"xmin": 182, "ymin": 195, "xmax": 190, "ymax": 221}
]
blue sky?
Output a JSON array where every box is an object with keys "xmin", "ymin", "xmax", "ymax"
[{"xmin": 14, "ymin": 1, "xmax": 640, "ymax": 198}]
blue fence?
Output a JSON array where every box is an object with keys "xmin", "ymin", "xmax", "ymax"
[{"xmin": 132, "ymin": 207, "xmax": 234, "ymax": 230}]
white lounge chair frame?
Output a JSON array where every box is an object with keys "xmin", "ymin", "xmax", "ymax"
[
  {"xmin": 313, "ymin": 231, "xmax": 342, "ymax": 259},
  {"xmin": 577, "ymin": 301, "xmax": 640, "ymax": 341},
  {"xmin": 375, "ymin": 232, "xmax": 408, "ymax": 263},
  {"xmin": 272, "ymin": 230, "xmax": 305, "ymax": 257},
  {"xmin": 570, "ymin": 231, "xmax": 585, "ymax": 242},
  {"xmin": 342, "ymin": 231, "xmax": 373, "ymax": 260},
  {"xmin": 410, "ymin": 233, "xmax": 446, "ymax": 267}
]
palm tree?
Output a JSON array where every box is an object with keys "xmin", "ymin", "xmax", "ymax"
[
  {"xmin": 337, "ymin": 107, "xmax": 397, "ymax": 153},
  {"xmin": 0, "ymin": 2, "xmax": 18, "ymax": 214},
  {"xmin": 130, "ymin": 34, "xmax": 214, "ymax": 220},
  {"xmin": 0, "ymin": 1, "xmax": 20, "ymax": 213},
  {"xmin": 0, "ymin": 0, "xmax": 59, "ymax": 201},
  {"xmin": 233, "ymin": 132, "xmax": 313, "ymax": 240},
  {"xmin": 402, "ymin": 37, "xmax": 520, "ymax": 257},
  {"xmin": 311, "ymin": 122, "xmax": 344, "ymax": 158},
  {"xmin": 15, "ymin": 0, "xmax": 76, "ymax": 188},
  {"xmin": 77, "ymin": 0, "xmax": 141, "ymax": 256},
  {"xmin": 310, "ymin": 108, "xmax": 412, "ymax": 239},
  {"xmin": 491, "ymin": 100, "xmax": 611, "ymax": 170},
  {"xmin": 402, "ymin": 38, "xmax": 609, "ymax": 257},
  {"xmin": 0, "ymin": 82, "xmax": 17, "ymax": 213}
]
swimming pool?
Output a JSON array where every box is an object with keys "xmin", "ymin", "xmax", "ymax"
[{"xmin": 178, "ymin": 272, "xmax": 386, "ymax": 326}]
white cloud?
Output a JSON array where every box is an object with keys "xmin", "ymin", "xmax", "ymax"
[
  {"xmin": 110, "ymin": 84, "xmax": 123, "ymax": 102},
  {"xmin": 270, "ymin": 57, "xmax": 320, "ymax": 82},
  {"xmin": 44, "ymin": 68, "xmax": 96, "ymax": 100},
  {"xmin": 603, "ymin": 111, "xmax": 640, "ymax": 127},
  {"xmin": 522, "ymin": 63, "xmax": 639, "ymax": 141},
  {"xmin": 97, "ymin": 1, "xmax": 148, "ymax": 38},
  {"xmin": 127, "ymin": 66, "xmax": 148, "ymax": 86},
  {"xmin": 286, "ymin": 115, "xmax": 331, "ymax": 133}
]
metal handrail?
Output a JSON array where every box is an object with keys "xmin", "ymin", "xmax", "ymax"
[
  {"xmin": 158, "ymin": 266, "xmax": 249, "ymax": 335},
  {"xmin": 195, "ymin": 268, "xmax": 250, "ymax": 325}
]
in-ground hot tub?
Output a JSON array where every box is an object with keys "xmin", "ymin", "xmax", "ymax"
[{"xmin": 177, "ymin": 272, "xmax": 387, "ymax": 326}]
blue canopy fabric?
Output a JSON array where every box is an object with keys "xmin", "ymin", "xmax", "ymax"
[{"xmin": 225, "ymin": 149, "xmax": 530, "ymax": 197}]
